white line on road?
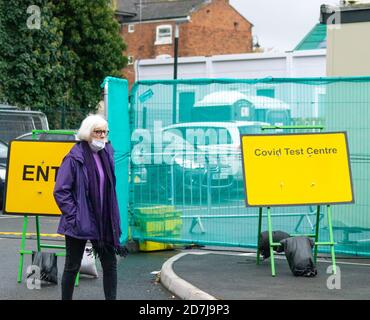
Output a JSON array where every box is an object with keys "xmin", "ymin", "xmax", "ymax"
[{"xmin": 0, "ymin": 216, "xmax": 24, "ymax": 219}]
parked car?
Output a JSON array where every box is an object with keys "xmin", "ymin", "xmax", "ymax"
[
  {"xmin": 133, "ymin": 121, "xmax": 269, "ymax": 203},
  {"xmin": 0, "ymin": 140, "xmax": 8, "ymax": 210}
]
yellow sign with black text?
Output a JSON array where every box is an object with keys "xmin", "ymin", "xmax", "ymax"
[
  {"xmin": 241, "ymin": 132, "xmax": 354, "ymax": 206},
  {"xmin": 4, "ymin": 140, "xmax": 76, "ymax": 216}
]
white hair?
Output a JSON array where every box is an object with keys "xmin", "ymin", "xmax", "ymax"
[{"xmin": 77, "ymin": 114, "xmax": 108, "ymax": 141}]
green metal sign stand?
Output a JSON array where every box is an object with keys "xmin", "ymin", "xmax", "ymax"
[
  {"xmin": 255, "ymin": 125, "xmax": 337, "ymax": 277},
  {"xmin": 17, "ymin": 216, "xmax": 80, "ymax": 286},
  {"xmin": 256, "ymin": 205, "xmax": 336, "ymax": 277},
  {"xmin": 17, "ymin": 130, "xmax": 80, "ymax": 286}
]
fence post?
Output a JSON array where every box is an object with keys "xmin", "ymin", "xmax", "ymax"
[{"xmin": 206, "ymin": 156, "xmax": 211, "ymax": 215}]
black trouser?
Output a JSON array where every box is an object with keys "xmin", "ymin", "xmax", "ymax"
[{"xmin": 62, "ymin": 235, "xmax": 117, "ymax": 300}]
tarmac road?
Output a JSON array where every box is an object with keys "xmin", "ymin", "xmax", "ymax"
[
  {"xmin": 0, "ymin": 214, "xmax": 179, "ymax": 300},
  {"xmin": 2, "ymin": 212, "xmax": 370, "ymax": 302}
]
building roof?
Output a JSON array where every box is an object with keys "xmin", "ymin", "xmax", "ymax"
[
  {"xmin": 193, "ymin": 91, "xmax": 290, "ymax": 110},
  {"xmin": 299, "ymin": 4, "xmax": 370, "ymax": 51},
  {"xmin": 294, "ymin": 23, "xmax": 327, "ymax": 51},
  {"xmin": 116, "ymin": 0, "xmax": 208, "ymax": 23},
  {"xmin": 320, "ymin": 3, "xmax": 370, "ymax": 24},
  {"xmin": 115, "ymin": 0, "xmax": 137, "ymax": 16}
]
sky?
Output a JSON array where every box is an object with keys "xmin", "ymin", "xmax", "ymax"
[{"xmin": 229, "ymin": 0, "xmax": 341, "ymax": 52}]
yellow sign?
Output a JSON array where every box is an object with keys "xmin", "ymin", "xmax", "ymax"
[
  {"xmin": 4, "ymin": 140, "xmax": 76, "ymax": 216},
  {"xmin": 241, "ymin": 132, "xmax": 354, "ymax": 207}
]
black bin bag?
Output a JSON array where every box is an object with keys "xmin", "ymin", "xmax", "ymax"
[
  {"xmin": 280, "ymin": 237, "xmax": 317, "ymax": 277},
  {"xmin": 27, "ymin": 251, "xmax": 58, "ymax": 285},
  {"xmin": 258, "ymin": 230, "xmax": 290, "ymax": 260}
]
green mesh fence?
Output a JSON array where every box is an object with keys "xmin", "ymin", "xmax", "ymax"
[{"xmin": 128, "ymin": 77, "xmax": 370, "ymax": 256}]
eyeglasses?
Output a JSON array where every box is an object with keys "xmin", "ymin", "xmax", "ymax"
[{"xmin": 93, "ymin": 129, "xmax": 109, "ymax": 136}]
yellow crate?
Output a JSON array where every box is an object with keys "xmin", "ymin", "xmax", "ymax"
[
  {"xmin": 135, "ymin": 210, "xmax": 182, "ymax": 220},
  {"xmin": 139, "ymin": 241, "xmax": 174, "ymax": 252},
  {"xmin": 165, "ymin": 219, "xmax": 182, "ymax": 231},
  {"xmin": 140, "ymin": 228, "xmax": 182, "ymax": 238},
  {"xmin": 136, "ymin": 206, "xmax": 176, "ymax": 215},
  {"xmin": 139, "ymin": 217, "xmax": 182, "ymax": 233}
]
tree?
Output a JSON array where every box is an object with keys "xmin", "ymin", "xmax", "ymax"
[
  {"xmin": 0, "ymin": 0, "xmax": 71, "ymax": 126},
  {"xmin": 0, "ymin": 0, "xmax": 127, "ymax": 128},
  {"xmin": 52, "ymin": 0, "xmax": 127, "ymax": 128}
]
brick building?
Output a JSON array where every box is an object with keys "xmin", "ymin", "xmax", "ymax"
[{"xmin": 115, "ymin": 0, "xmax": 253, "ymax": 86}]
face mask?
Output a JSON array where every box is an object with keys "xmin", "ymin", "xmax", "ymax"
[{"xmin": 89, "ymin": 139, "xmax": 106, "ymax": 152}]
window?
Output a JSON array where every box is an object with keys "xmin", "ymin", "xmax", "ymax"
[
  {"xmin": 128, "ymin": 56, "xmax": 134, "ymax": 65},
  {"xmin": 128, "ymin": 24, "xmax": 135, "ymax": 33},
  {"xmin": 155, "ymin": 25, "xmax": 172, "ymax": 45}
]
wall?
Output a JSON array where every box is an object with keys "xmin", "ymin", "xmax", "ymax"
[
  {"xmin": 135, "ymin": 49, "xmax": 327, "ymax": 81},
  {"xmin": 180, "ymin": 0, "xmax": 252, "ymax": 57},
  {"xmin": 327, "ymin": 22, "xmax": 370, "ymax": 76}
]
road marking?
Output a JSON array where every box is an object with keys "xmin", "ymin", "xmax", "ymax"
[
  {"xmin": 188, "ymin": 250, "xmax": 370, "ymax": 266},
  {"xmin": 320, "ymin": 259, "xmax": 370, "ymax": 267},
  {"xmin": 0, "ymin": 231, "xmax": 64, "ymax": 238},
  {"xmin": 0, "ymin": 216, "xmax": 25, "ymax": 219}
]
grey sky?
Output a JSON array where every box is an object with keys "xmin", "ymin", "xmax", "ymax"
[{"xmin": 229, "ymin": 0, "xmax": 341, "ymax": 52}]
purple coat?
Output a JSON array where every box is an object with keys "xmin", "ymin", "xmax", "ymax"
[{"xmin": 54, "ymin": 142, "xmax": 122, "ymax": 244}]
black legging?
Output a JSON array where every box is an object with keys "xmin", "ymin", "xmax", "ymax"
[{"xmin": 62, "ymin": 235, "xmax": 117, "ymax": 300}]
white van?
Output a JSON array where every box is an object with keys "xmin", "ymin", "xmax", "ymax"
[
  {"xmin": 161, "ymin": 121, "xmax": 269, "ymax": 190},
  {"xmin": 0, "ymin": 107, "xmax": 49, "ymax": 143}
]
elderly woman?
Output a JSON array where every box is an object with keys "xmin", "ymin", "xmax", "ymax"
[{"xmin": 54, "ymin": 114, "xmax": 126, "ymax": 300}]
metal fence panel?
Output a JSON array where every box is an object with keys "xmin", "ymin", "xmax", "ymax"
[{"xmin": 128, "ymin": 77, "xmax": 370, "ymax": 256}]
